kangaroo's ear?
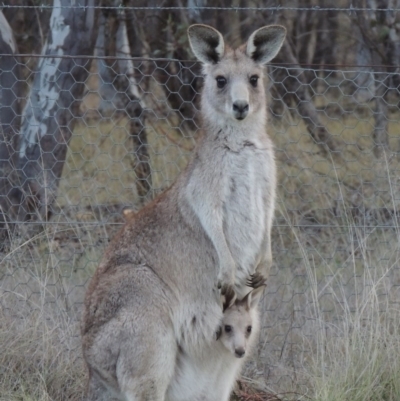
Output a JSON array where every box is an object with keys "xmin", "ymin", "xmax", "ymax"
[
  {"xmin": 188, "ymin": 24, "xmax": 224, "ymax": 65},
  {"xmin": 246, "ymin": 25, "xmax": 286, "ymax": 65},
  {"xmin": 244, "ymin": 285, "xmax": 266, "ymax": 310}
]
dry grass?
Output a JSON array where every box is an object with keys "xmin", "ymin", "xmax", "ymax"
[
  {"xmin": 286, "ymin": 221, "xmax": 400, "ymax": 401},
  {"xmin": 2, "ymin": 219, "xmax": 400, "ymax": 400},
  {"xmin": 0, "ymin": 224, "xmax": 104, "ymax": 399},
  {"xmin": 0, "ymin": 309, "xmax": 85, "ymax": 401},
  {"xmin": 0, "ymin": 252, "xmax": 87, "ymax": 400}
]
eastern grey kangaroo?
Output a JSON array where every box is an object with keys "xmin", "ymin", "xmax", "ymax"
[{"xmin": 81, "ymin": 23, "xmax": 286, "ymax": 401}]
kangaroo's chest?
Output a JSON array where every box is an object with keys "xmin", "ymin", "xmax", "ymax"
[{"xmin": 223, "ymin": 145, "xmax": 275, "ymax": 273}]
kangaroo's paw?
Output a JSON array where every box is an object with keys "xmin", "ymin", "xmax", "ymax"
[{"xmin": 246, "ymin": 272, "xmax": 267, "ymax": 289}]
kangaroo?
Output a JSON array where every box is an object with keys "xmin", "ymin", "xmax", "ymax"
[
  {"xmin": 81, "ymin": 24, "xmax": 286, "ymax": 401},
  {"xmin": 166, "ymin": 285, "xmax": 265, "ymax": 401}
]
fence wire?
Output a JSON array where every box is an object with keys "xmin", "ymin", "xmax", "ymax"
[{"xmin": 1, "ymin": 4, "xmax": 400, "ymax": 398}]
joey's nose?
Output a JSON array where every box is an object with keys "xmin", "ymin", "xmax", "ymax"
[
  {"xmin": 235, "ymin": 348, "xmax": 245, "ymax": 358},
  {"xmin": 232, "ymin": 101, "xmax": 249, "ymax": 120}
]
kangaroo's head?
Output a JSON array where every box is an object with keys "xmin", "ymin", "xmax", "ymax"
[
  {"xmin": 218, "ymin": 286, "xmax": 265, "ymax": 359},
  {"xmin": 188, "ymin": 24, "xmax": 286, "ymax": 125}
]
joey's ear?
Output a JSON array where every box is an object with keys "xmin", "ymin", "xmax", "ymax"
[
  {"xmin": 244, "ymin": 285, "xmax": 266, "ymax": 310},
  {"xmin": 222, "ymin": 291, "xmax": 237, "ymax": 312},
  {"xmin": 246, "ymin": 25, "xmax": 286, "ymax": 65},
  {"xmin": 188, "ymin": 24, "xmax": 225, "ymax": 64}
]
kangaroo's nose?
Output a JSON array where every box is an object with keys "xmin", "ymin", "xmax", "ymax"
[
  {"xmin": 234, "ymin": 347, "xmax": 245, "ymax": 358},
  {"xmin": 232, "ymin": 101, "xmax": 249, "ymax": 120}
]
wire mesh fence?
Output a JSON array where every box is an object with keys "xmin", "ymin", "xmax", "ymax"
[{"xmin": 2, "ymin": 2, "xmax": 400, "ymax": 399}]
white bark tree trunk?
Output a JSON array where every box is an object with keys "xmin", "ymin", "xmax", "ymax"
[
  {"xmin": 17, "ymin": 0, "xmax": 97, "ymax": 221},
  {"xmin": 0, "ymin": 10, "xmax": 22, "ymax": 237}
]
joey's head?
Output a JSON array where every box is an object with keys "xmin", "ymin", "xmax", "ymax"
[
  {"xmin": 218, "ymin": 286, "xmax": 265, "ymax": 359},
  {"xmin": 188, "ymin": 24, "xmax": 286, "ymax": 124}
]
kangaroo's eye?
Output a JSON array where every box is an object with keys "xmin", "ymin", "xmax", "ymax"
[
  {"xmin": 224, "ymin": 325, "xmax": 232, "ymax": 333},
  {"xmin": 247, "ymin": 326, "xmax": 252, "ymax": 334},
  {"xmin": 250, "ymin": 75, "xmax": 259, "ymax": 87},
  {"xmin": 216, "ymin": 76, "xmax": 227, "ymax": 89}
]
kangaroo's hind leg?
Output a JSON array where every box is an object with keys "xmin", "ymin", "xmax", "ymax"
[
  {"xmin": 85, "ymin": 367, "xmax": 115, "ymax": 401},
  {"xmin": 117, "ymin": 308, "xmax": 178, "ymax": 401}
]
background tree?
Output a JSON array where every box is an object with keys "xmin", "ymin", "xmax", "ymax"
[
  {"xmin": 0, "ymin": 10, "xmax": 22, "ymax": 239},
  {"xmin": 0, "ymin": 0, "xmax": 99, "ymax": 233},
  {"xmin": 352, "ymin": 0, "xmax": 400, "ymax": 156},
  {"xmin": 96, "ymin": 3, "xmax": 152, "ymax": 200}
]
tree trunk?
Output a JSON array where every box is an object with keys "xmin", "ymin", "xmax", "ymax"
[
  {"xmin": 280, "ymin": 41, "xmax": 338, "ymax": 154},
  {"xmin": 95, "ymin": 15, "xmax": 117, "ymax": 118},
  {"xmin": 117, "ymin": 9, "xmax": 152, "ymax": 201},
  {"xmin": 98, "ymin": 7, "xmax": 152, "ymax": 201},
  {"xmin": 354, "ymin": 1, "xmax": 392, "ymax": 157},
  {"xmin": 0, "ymin": 10, "xmax": 22, "ymax": 238},
  {"xmin": 17, "ymin": 0, "xmax": 98, "ymax": 221},
  {"xmin": 373, "ymin": 76, "xmax": 389, "ymax": 157}
]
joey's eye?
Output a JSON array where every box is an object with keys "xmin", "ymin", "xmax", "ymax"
[
  {"xmin": 247, "ymin": 326, "xmax": 252, "ymax": 334},
  {"xmin": 250, "ymin": 75, "xmax": 259, "ymax": 87},
  {"xmin": 224, "ymin": 325, "xmax": 232, "ymax": 333},
  {"xmin": 216, "ymin": 76, "xmax": 227, "ymax": 89}
]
